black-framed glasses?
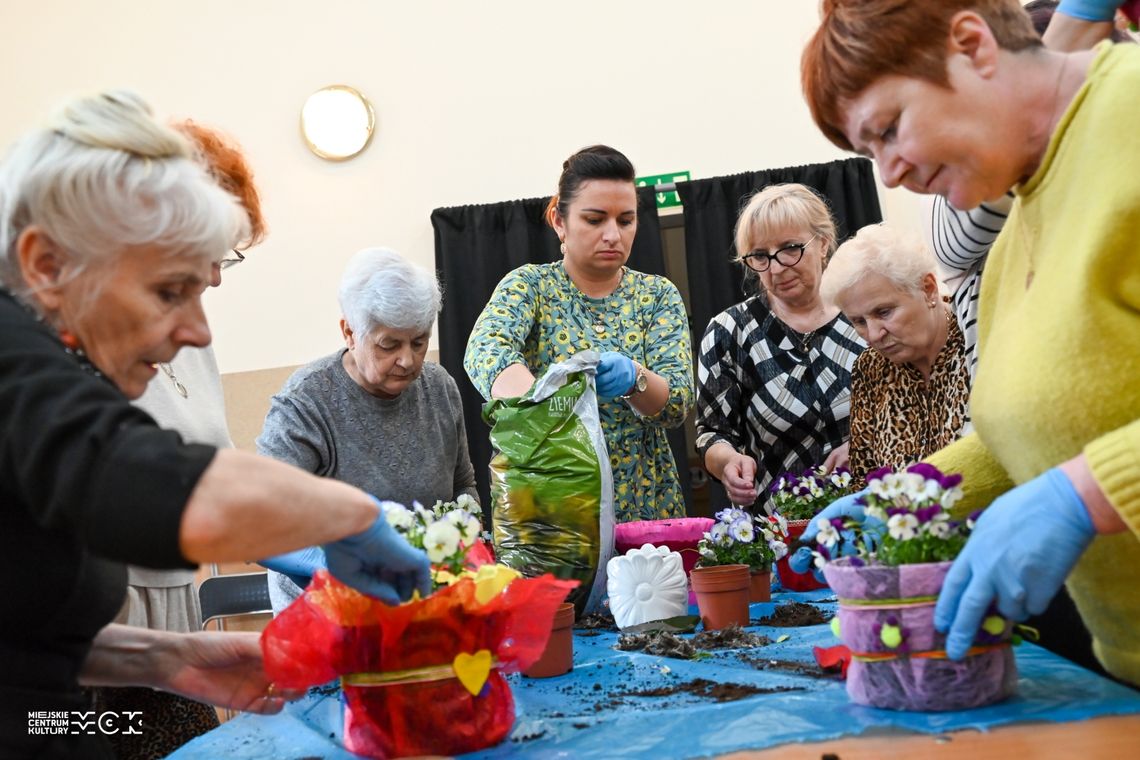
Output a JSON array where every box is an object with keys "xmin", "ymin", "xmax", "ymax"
[
  {"xmin": 742, "ymin": 235, "xmax": 816, "ymax": 272},
  {"xmin": 219, "ymin": 249, "xmax": 245, "ymax": 270}
]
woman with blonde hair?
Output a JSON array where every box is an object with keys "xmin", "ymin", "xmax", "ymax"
[
  {"xmin": 820, "ymin": 223, "xmax": 971, "ymax": 480},
  {"xmin": 695, "ymin": 183, "xmax": 864, "ymax": 512}
]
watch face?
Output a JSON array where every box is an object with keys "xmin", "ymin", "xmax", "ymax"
[{"xmin": 636, "ymin": 370, "xmax": 648, "ymax": 392}]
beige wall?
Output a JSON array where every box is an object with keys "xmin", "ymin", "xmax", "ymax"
[{"xmin": 0, "ymin": 0, "xmax": 922, "ymax": 377}]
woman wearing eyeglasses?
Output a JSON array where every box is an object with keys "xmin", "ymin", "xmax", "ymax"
[{"xmin": 695, "ymin": 183, "xmax": 865, "ymax": 512}]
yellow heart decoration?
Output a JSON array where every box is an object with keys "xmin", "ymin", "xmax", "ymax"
[{"xmin": 453, "ymin": 649, "xmax": 492, "ymax": 696}]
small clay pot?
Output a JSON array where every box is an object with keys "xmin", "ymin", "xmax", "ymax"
[
  {"xmin": 523, "ymin": 602, "xmax": 576, "ymax": 678},
  {"xmin": 690, "ymin": 564, "xmax": 750, "ymax": 630},
  {"xmin": 749, "ymin": 569, "xmax": 771, "ymax": 603}
]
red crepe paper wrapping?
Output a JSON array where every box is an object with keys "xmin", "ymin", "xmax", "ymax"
[{"xmin": 262, "ymin": 566, "xmax": 577, "ymax": 758}]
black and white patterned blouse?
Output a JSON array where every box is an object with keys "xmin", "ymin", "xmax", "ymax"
[{"xmin": 695, "ymin": 295, "xmax": 865, "ymax": 512}]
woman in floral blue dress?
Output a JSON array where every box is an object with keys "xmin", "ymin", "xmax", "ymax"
[{"xmin": 464, "ymin": 145, "xmax": 693, "ymax": 522}]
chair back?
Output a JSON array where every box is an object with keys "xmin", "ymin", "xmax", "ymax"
[{"xmin": 199, "ymin": 572, "xmax": 272, "ymax": 630}]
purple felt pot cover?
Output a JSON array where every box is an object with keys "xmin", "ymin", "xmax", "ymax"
[{"xmin": 823, "ymin": 557, "xmax": 1017, "ymax": 712}]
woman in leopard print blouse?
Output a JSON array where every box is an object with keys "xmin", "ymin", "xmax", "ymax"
[{"xmin": 820, "ymin": 223, "xmax": 972, "ymax": 481}]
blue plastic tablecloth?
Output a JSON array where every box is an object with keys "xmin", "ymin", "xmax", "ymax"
[{"xmin": 171, "ymin": 589, "xmax": 1140, "ymax": 759}]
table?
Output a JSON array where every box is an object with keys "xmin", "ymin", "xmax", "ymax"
[{"xmin": 172, "ymin": 589, "xmax": 1140, "ymax": 759}]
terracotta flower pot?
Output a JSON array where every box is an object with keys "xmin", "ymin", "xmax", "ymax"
[
  {"xmin": 690, "ymin": 564, "xmax": 750, "ymax": 630},
  {"xmin": 775, "ymin": 518, "xmax": 829, "ymax": 591},
  {"xmin": 822, "ymin": 557, "xmax": 1017, "ymax": 711},
  {"xmin": 523, "ymin": 602, "xmax": 576, "ymax": 678},
  {"xmin": 749, "ymin": 569, "xmax": 771, "ymax": 603}
]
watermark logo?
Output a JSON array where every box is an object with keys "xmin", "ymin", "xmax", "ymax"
[{"xmin": 27, "ymin": 710, "xmax": 143, "ymax": 736}]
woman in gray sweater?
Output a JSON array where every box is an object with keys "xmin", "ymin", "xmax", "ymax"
[{"xmin": 258, "ymin": 247, "xmax": 479, "ymax": 613}]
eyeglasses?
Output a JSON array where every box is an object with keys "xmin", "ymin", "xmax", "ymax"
[
  {"xmin": 219, "ymin": 249, "xmax": 245, "ymax": 270},
  {"xmin": 742, "ymin": 236, "xmax": 816, "ymax": 272}
]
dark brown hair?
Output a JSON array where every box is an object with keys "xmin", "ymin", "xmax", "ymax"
[{"xmin": 544, "ymin": 145, "xmax": 636, "ymax": 228}]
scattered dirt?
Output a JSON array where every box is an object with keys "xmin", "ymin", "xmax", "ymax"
[
  {"xmin": 619, "ymin": 677, "xmax": 802, "ymax": 703},
  {"xmin": 615, "ymin": 625, "xmax": 770, "ymax": 660},
  {"xmin": 309, "ymin": 683, "xmax": 340, "ymax": 697},
  {"xmin": 754, "ymin": 602, "xmax": 832, "ymax": 627},
  {"xmin": 740, "ymin": 655, "xmax": 833, "ymax": 680},
  {"xmin": 692, "ymin": 626, "xmax": 772, "ymax": 650},
  {"xmin": 575, "ymin": 611, "xmax": 618, "ymax": 631}
]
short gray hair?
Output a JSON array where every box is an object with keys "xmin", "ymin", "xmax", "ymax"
[
  {"xmin": 338, "ymin": 247, "xmax": 442, "ymax": 336},
  {"xmin": 820, "ymin": 223, "xmax": 937, "ymax": 307},
  {"xmin": 0, "ymin": 89, "xmax": 249, "ymax": 302}
]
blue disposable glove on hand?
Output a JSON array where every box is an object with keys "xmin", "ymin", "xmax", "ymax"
[
  {"xmin": 934, "ymin": 468, "xmax": 1096, "ymax": 660},
  {"xmin": 1057, "ymin": 0, "xmax": 1123, "ymax": 21},
  {"xmin": 323, "ymin": 497, "xmax": 432, "ymax": 605},
  {"xmin": 259, "ymin": 546, "xmax": 326, "ymax": 589},
  {"xmin": 789, "ymin": 488, "xmax": 878, "ymax": 574},
  {"xmin": 595, "ymin": 351, "xmax": 637, "ymax": 399}
]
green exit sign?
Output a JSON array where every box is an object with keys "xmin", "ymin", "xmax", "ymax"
[{"xmin": 636, "ymin": 171, "xmax": 690, "ymax": 209}]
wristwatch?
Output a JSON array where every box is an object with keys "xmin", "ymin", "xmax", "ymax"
[{"xmin": 619, "ymin": 362, "xmax": 648, "ymax": 400}]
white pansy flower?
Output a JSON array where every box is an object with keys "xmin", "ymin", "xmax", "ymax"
[
  {"xmin": 730, "ymin": 517, "xmax": 754, "ymax": 543},
  {"xmin": 887, "ymin": 513, "xmax": 920, "ymax": 541},
  {"xmin": 383, "ymin": 504, "xmax": 415, "ymax": 531},
  {"xmin": 769, "ymin": 539, "xmax": 789, "ymax": 561},
  {"xmin": 942, "ymin": 486, "xmax": 964, "ymax": 511},
  {"xmin": 700, "ymin": 545, "xmax": 716, "ymax": 560},
  {"xmin": 926, "ymin": 515, "xmax": 952, "ymax": 539},
  {"xmin": 863, "ymin": 503, "xmax": 886, "ymax": 523},
  {"xmin": 445, "ymin": 510, "xmax": 482, "ymax": 544},
  {"xmin": 455, "ymin": 493, "xmax": 481, "ymax": 513},
  {"xmin": 816, "ymin": 518, "xmax": 840, "ymax": 548},
  {"xmin": 424, "ymin": 520, "xmax": 461, "ymax": 563},
  {"xmin": 831, "ymin": 470, "xmax": 852, "ymax": 488},
  {"xmin": 813, "ymin": 551, "xmax": 829, "ymax": 570}
]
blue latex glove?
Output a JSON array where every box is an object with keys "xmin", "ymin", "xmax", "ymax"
[
  {"xmin": 789, "ymin": 488, "xmax": 878, "ymax": 571},
  {"xmin": 323, "ymin": 497, "xmax": 432, "ymax": 605},
  {"xmin": 258, "ymin": 546, "xmax": 326, "ymax": 589},
  {"xmin": 934, "ymin": 468, "xmax": 1096, "ymax": 660},
  {"xmin": 1057, "ymin": 0, "xmax": 1123, "ymax": 21},
  {"xmin": 595, "ymin": 351, "xmax": 637, "ymax": 399}
]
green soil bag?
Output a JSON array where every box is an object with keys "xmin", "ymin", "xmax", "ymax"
[{"xmin": 484, "ymin": 352, "xmax": 615, "ymax": 614}]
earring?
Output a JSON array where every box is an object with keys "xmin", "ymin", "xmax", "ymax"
[
  {"xmin": 559, "ymin": 241, "xmax": 567, "ymax": 256},
  {"xmin": 59, "ymin": 329, "xmax": 80, "ymax": 350},
  {"xmin": 927, "ymin": 300, "xmax": 936, "ymax": 309}
]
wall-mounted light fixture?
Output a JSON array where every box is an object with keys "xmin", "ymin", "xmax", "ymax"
[{"xmin": 300, "ymin": 85, "xmax": 375, "ymax": 161}]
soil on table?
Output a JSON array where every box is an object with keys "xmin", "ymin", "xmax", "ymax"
[
  {"xmin": 740, "ymin": 655, "xmax": 834, "ymax": 679},
  {"xmin": 575, "ymin": 611, "xmax": 618, "ymax": 632},
  {"xmin": 615, "ymin": 625, "xmax": 769, "ymax": 659},
  {"xmin": 754, "ymin": 601, "xmax": 831, "ymax": 627},
  {"xmin": 619, "ymin": 678, "xmax": 802, "ymax": 703}
]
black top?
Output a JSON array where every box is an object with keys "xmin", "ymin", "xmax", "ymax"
[
  {"xmin": 695, "ymin": 296, "xmax": 865, "ymax": 511},
  {"xmin": 0, "ymin": 290, "xmax": 215, "ymax": 757}
]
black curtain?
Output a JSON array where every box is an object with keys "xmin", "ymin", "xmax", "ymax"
[
  {"xmin": 432, "ymin": 187, "xmax": 691, "ymax": 518},
  {"xmin": 678, "ymin": 157, "xmax": 882, "ymax": 348},
  {"xmin": 676, "ymin": 157, "xmax": 882, "ymax": 512}
]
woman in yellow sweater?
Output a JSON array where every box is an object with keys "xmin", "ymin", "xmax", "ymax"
[{"xmin": 799, "ymin": 0, "xmax": 1140, "ymax": 687}]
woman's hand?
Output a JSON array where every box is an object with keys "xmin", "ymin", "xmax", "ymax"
[
  {"xmin": 720, "ymin": 451, "xmax": 759, "ymax": 506},
  {"xmin": 161, "ymin": 631, "xmax": 305, "ymax": 715},
  {"xmin": 934, "ymin": 468, "xmax": 1096, "ymax": 660},
  {"xmin": 596, "ymin": 352, "xmax": 637, "ymax": 398},
  {"xmin": 323, "ymin": 498, "xmax": 432, "ymax": 604},
  {"xmin": 822, "ymin": 441, "xmax": 850, "ymax": 473}
]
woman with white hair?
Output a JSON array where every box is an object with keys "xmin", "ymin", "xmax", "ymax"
[
  {"xmin": 257, "ymin": 247, "xmax": 478, "ymax": 614},
  {"xmin": 820, "ymin": 224, "xmax": 972, "ymax": 479},
  {"xmin": 0, "ymin": 91, "xmax": 429, "ymax": 759}
]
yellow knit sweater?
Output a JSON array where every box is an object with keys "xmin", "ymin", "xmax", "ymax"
[{"xmin": 928, "ymin": 42, "xmax": 1140, "ymax": 687}]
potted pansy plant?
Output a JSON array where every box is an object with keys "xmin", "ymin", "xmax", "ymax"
[
  {"xmin": 261, "ymin": 494, "xmax": 576, "ymax": 758},
  {"xmin": 770, "ymin": 466, "xmax": 854, "ymax": 590},
  {"xmin": 692, "ymin": 508, "xmax": 788, "ymax": 628},
  {"xmin": 812, "ymin": 463, "xmax": 1018, "ymax": 712}
]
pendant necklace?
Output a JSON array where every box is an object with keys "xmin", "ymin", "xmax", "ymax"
[{"xmin": 159, "ymin": 362, "xmax": 189, "ymax": 398}]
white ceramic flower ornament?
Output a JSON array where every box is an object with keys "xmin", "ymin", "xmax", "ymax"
[{"xmin": 606, "ymin": 544, "xmax": 689, "ymax": 630}]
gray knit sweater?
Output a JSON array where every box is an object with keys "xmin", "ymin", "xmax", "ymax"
[{"xmin": 257, "ymin": 350, "xmax": 478, "ymax": 613}]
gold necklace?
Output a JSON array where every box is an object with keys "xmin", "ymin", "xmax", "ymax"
[
  {"xmin": 568, "ymin": 266, "xmax": 624, "ymax": 339},
  {"xmin": 159, "ymin": 362, "xmax": 189, "ymax": 398}
]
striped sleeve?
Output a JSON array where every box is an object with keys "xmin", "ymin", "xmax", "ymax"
[{"xmin": 930, "ymin": 192, "xmax": 1015, "ymax": 272}]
